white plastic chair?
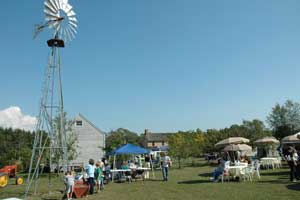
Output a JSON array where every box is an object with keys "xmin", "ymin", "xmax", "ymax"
[
  {"xmin": 252, "ymin": 161, "xmax": 261, "ymax": 180},
  {"xmin": 221, "ymin": 161, "xmax": 231, "ymax": 183}
]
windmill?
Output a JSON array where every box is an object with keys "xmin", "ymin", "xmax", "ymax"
[{"xmin": 25, "ymin": 0, "xmax": 77, "ymax": 197}]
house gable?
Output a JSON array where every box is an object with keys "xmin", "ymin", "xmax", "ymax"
[{"xmin": 72, "ymin": 113, "xmax": 106, "ymax": 165}]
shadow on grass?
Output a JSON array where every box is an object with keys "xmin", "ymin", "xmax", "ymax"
[
  {"xmin": 286, "ymin": 183, "xmax": 300, "ymax": 191},
  {"xmin": 198, "ymin": 172, "xmax": 212, "ymax": 177},
  {"xmin": 260, "ymin": 179, "xmax": 291, "ymax": 184},
  {"xmin": 260, "ymin": 170, "xmax": 289, "ymax": 176},
  {"xmin": 184, "ymin": 162, "xmax": 211, "ymax": 168},
  {"xmin": 148, "ymin": 179, "xmax": 164, "ymax": 182},
  {"xmin": 178, "ymin": 179, "xmax": 211, "ymax": 184}
]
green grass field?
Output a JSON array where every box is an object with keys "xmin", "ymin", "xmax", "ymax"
[{"xmin": 1, "ymin": 162, "xmax": 299, "ymax": 200}]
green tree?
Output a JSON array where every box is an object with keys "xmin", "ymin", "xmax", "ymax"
[
  {"xmin": 267, "ymin": 100, "xmax": 300, "ymax": 139},
  {"xmin": 168, "ymin": 132, "xmax": 188, "ymax": 168},
  {"xmin": 202, "ymin": 119, "xmax": 271, "ymax": 153},
  {"xmin": 54, "ymin": 112, "xmax": 78, "ymax": 161},
  {"xmin": 0, "ymin": 127, "xmax": 34, "ymax": 171},
  {"xmin": 105, "ymin": 128, "xmax": 141, "ymax": 152}
]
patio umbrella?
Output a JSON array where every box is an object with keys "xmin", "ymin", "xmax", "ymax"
[
  {"xmin": 281, "ymin": 133, "xmax": 300, "ymax": 144},
  {"xmin": 215, "ymin": 137, "xmax": 250, "ymax": 148},
  {"xmin": 254, "ymin": 137, "xmax": 280, "ymax": 158},
  {"xmin": 223, "ymin": 144, "xmax": 252, "ymax": 152},
  {"xmin": 254, "ymin": 136, "xmax": 279, "ymax": 144}
]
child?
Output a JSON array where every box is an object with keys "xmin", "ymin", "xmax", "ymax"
[
  {"xmin": 95, "ymin": 161, "xmax": 104, "ymax": 192},
  {"xmin": 65, "ymin": 171, "xmax": 75, "ymax": 200}
]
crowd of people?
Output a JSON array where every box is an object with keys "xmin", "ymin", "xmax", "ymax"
[
  {"xmin": 210, "ymin": 152, "xmax": 253, "ymax": 183},
  {"xmin": 63, "ymin": 153, "xmax": 172, "ymax": 199},
  {"xmin": 209, "ymin": 145, "xmax": 300, "ymax": 183}
]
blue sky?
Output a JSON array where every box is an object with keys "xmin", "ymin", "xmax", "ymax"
[{"xmin": 1, "ymin": 0, "xmax": 300, "ymax": 133}]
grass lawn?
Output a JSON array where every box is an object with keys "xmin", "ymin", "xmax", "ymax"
[{"xmin": 1, "ymin": 162, "xmax": 299, "ymax": 200}]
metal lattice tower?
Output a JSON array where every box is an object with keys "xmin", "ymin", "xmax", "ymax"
[{"xmin": 25, "ymin": 0, "xmax": 77, "ymax": 198}]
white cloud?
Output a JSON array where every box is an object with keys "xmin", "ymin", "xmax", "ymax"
[{"xmin": 0, "ymin": 106, "xmax": 37, "ymax": 131}]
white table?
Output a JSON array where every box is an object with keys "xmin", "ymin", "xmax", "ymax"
[
  {"xmin": 228, "ymin": 165, "xmax": 247, "ymax": 177},
  {"xmin": 130, "ymin": 167, "xmax": 151, "ymax": 171},
  {"xmin": 110, "ymin": 169, "xmax": 131, "ymax": 182},
  {"xmin": 260, "ymin": 157, "xmax": 278, "ymax": 169},
  {"xmin": 110, "ymin": 169, "xmax": 131, "ymax": 172}
]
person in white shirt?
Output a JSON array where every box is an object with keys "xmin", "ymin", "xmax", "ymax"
[
  {"xmin": 161, "ymin": 152, "xmax": 172, "ymax": 181},
  {"xmin": 64, "ymin": 171, "xmax": 75, "ymax": 200},
  {"xmin": 86, "ymin": 159, "xmax": 95, "ymax": 194},
  {"xmin": 286, "ymin": 147, "xmax": 299, "ymax": 182}
]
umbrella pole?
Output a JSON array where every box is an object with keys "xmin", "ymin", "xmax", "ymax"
[{"xmin": 112, "ymin": 155, "xmax": 116, "ymax": 183}]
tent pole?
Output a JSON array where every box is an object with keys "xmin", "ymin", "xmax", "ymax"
[
  {"xmin": 113, "ymin": 155, "xmax": 116, "ymax": 183},
  {"xmin": 149, "ymin": 153, "xmax": 155, "ymax": 179}
]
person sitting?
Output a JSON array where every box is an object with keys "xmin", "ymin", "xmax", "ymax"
[
  {"xmin": 121, "ymin": 161, "xmax": 129, "ymax": 170},
  {"xmin": 211, "ymin": 158, "xmax": 227, "ymax": 183},
  {"xmin": 240, "ymin": 156, "xmax": 246, "ymax": 163},
  {"xmin": 129, "ymin": 160, "xmax": 137, "ymax": 169}
]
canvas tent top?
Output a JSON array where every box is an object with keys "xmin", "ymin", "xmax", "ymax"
[
  {"xmin": 281, "ymin": 133, "xmax": 300, "ymax": 144},
  {"xmin": 111, "ymin": 143, "xmax": 150, "ymax": 155}
]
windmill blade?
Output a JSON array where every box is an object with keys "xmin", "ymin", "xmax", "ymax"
[
  {"xmin": 44, "ymin": 9, "xmax": 58, "ymax": 19},
  {"xmin": 44, "ymin": 1, "xmax": 57, "ymax": 15},
  {"xmin": 49, "ymin": 0, "xmax": 59, "ymax": 11},
  {"xmin": 63, "ymin": 28, "xmax": 69, "ymax": 42},
  {"xmin": 67, "ymin": 10, "xmax": 76, "ymax": 18},
  {"xmin": 68, "ymin": 16, "xmax": 77, "ymax": 23},
  {"xmin": 51, "ymin": 0, "xmax": 60, "ymax": 11},
  {"xmin": 65, "ymin": 28, "xmax": 72, "ymax": 42},
  {"xmin": 59, "ymin": 0, "xmax": 69, "ymax": 10},
  {"xmin": 68, "ymin": 23, "xmax": 77, "ymax": 34},
  {"xmin": 64, "ymin": 4, "xmax": 73, "ymax": 14},
  {"xmin": 67, "ymin": 27, "xmax": 75, "ymax": 40},
  {"xmin": 69, "ymin": 20, "xmax": 77, "ymax": 28}
]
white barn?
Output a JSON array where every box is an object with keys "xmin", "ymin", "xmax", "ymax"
[{"xmin": 71, "ymin": 113, "xmax": 105, "ymax": 165}]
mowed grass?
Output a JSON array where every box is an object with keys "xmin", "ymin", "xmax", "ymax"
[{"xmin": 1, "ymin": 162, "xmax": 299, "ymax": 200}]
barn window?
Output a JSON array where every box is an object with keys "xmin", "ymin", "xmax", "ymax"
[{"xmin": 76, "ymin": 120, "xmax": 82, "ymax": 126}]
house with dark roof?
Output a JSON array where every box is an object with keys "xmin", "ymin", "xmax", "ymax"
[
  {"xmin": 71, "ymin": 113, "xmax": 106, "ymax": 165},
  {"xmin": 143, "ymin": 129, "xmax": 173, "ymax": 150}
]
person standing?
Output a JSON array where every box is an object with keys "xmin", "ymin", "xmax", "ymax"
[
  {"xmin": 161, "ymin": 152, "xmax": 172, "ymax": 181},
  {"xmin": 86, "ymin": 159, "xmax": 95, "ymax": 194},
  {"xmin": 144, "ymin": 155, "xmax": 151, "ymax": 179},
  {"xmin": 64, "ymin": 171, "xmax": 75, "ymax": 200},
  {"xmin": 286, "ymin": 147, "xmax": 299, "ymax": 182},
  {"xmin": 95, "ymin": 161, "xmax": 104, "ymax": 192}
]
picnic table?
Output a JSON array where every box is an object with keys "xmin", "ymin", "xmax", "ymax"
[
  {"xmin": 260, "ymin": 157, "xmax": 278, "ymax": 169},
  {"xmin": 110, "ymin": 169, "xmax": 131, "ymax": 182},
  {"xmin": 228, "ymin": 164, "xmax": 247, "ymax": 178}
]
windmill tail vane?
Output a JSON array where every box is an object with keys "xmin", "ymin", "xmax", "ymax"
[{"xmin": 33, "ymin": 17, "xmax": 64, "ymax": 39}]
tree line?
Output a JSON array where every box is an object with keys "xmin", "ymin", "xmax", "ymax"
[
  {"xmin": 0, "ymin": 113, "xmax": 78, "ymax": 171},
  {"xmin": 1, "ymin": 99, "xmax": 300, "ymax": 170}
]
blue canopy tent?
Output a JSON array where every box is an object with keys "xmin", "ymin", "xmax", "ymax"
[
  {"xmin": 112, "ymin": 143, "xmax": 150, "ymax": 155},
  {"xmin": 110, "ymin": 143, "xmax": 154, "ymax": 179}
]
